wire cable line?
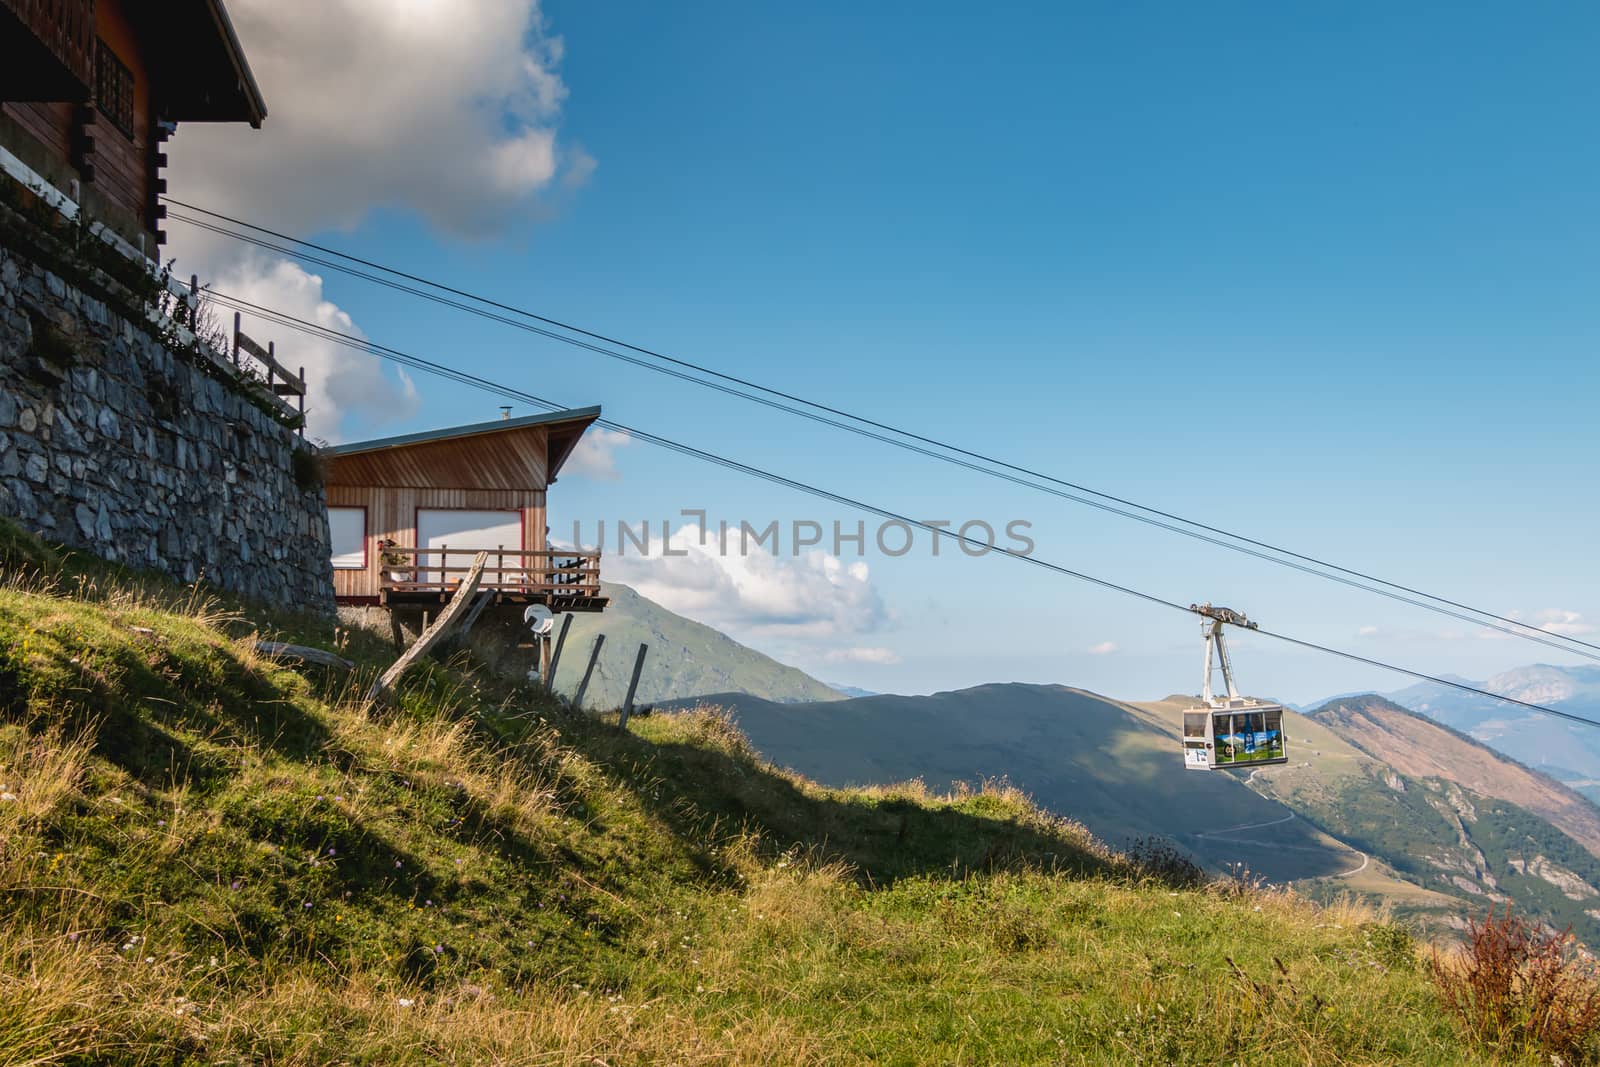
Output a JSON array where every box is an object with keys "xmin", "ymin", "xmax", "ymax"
[
  {"xmin": 201, "ymin": 286, "xmax": 1600, "ymax": 732},
  {"xmin": 165, "ymin": 200, "xmax": 1600, "ymax": 663}
]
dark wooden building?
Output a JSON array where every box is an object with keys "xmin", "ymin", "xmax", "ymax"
[
  {"xmin": 325, "ymin": 407, "xmax": 609, "ymax": 614},
  {"xmin": 0, "ymin": 0, "xmax": 266, "ymax": 254}
]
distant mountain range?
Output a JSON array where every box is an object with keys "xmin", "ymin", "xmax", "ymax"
[
  {"xmin": 664, "ymin": 683, "xmax": 1600, "ymax": 943},
  {"xmin": 1322, "ymin": 664, "xmax": 1600, "ymax": 802}
]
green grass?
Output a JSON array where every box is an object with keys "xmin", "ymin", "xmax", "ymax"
[{"xmin": 0, "ymin": 519, "xmax": 1576, "ymax": 1064}]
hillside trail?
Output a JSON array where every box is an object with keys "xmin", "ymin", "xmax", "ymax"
[{"xmin": 1192, "ymin": 809, "xmax": 1370, "ymax": 877}]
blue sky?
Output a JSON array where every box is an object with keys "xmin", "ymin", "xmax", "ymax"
[{"xmin": 172, "ymin": 2, "xmax": 1600, "ymax": 702}]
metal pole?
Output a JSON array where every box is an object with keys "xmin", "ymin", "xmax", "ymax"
[
  {"xmin": 620, "ymin": 643, "xmax": 648, "ymax": 730},
  {"xmin": 546, "ymin": 614, "xmax": 573, "ymax": 692},
  {"xmin": 573, "ymin": 634, "xmax": 605, "ymax": 712}
]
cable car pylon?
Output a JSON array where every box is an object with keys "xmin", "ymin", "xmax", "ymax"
[{"xmin": 1183, "ymin": 603, "xmax": 1288, "ymax": 770}]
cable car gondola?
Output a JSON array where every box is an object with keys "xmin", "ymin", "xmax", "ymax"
[{"xmin": 1181, "ymin": 603, "xmax": 1287, "ymax": 770}]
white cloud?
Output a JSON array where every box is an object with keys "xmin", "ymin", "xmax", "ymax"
[
  {"xmin": 170, "ymin": 0, "xmax": 581, "ymax": 241},
  {"xmin": 605, "ymin": 521, "xmax": 889, "ymax": 645},
  {"xmin": 824, "ymin": 647, "xmax": 902, "ymax": 665},
  {"xmin": 166, "ymin": 1, "xmax": 585, "ymax": 439},
  {"xmin": 1358, "ymin": 625, "xmax": 1379, "ymax": 637},
  {"xmin": 1474, "ymin": 608, "xmax": 1595, "ymax": 642},
  {"xmin": 1535, "ymin": 609, "xmax": 1596, "ymax": 638},
  {"xmin": 563, "ymin": 427, "xmax": 630, "ymax": 481},
  {"xmin": 1087, "ymin": 641, "xmax": 1118, "ymax": 656}
]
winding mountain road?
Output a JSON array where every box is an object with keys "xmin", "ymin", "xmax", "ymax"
[{"xmin": 1192, "ymin": 809, "xmax": 1369, "ymax": 877}]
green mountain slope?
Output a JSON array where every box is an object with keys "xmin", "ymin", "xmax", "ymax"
[
  {"xmin": 679, "ymin": 684, "xmax": 1360, "ymax": 883},
  {"xmin": 700, "ymin": 684, "xmax": 1600, "ymax": 943},
  {"xmin": 0, "ymin": 522, "xmax": 1508, "ymax": 1066},
  {"xmin": 1351, "ymin": 665, "xmax": 1600, "ymax": 789},
  {"xmin": 1310, "ymin": 694, "xmax": 1600, "ymax": 859},
  {"xmin": 544, "ymin": 581, "xmax": 842, "ymax": 709}
]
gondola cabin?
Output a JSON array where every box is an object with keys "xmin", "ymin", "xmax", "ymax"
[
  {"xmin": 324, "ymin": 407, "xmax": 608, "ymax": 614},
  {"xmin": 1181, "ymin": 603, "xmax": 1288, "ymax": 770},
  {"xmin": 1182, "ymin": 700, "xmax": 1287, "ymax": 770}
]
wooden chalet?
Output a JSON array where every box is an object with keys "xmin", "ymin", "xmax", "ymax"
[
  {"xmin": 0, "ymin": 0, "xmax": 266, "ymax": 253},
  {"xmin": 325, "ymin": 407, "xmax": 609, "ymax": 613}
]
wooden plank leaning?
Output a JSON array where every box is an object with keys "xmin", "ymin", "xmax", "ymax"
[
  {"xmin": 255, "ymin": 641, "xmax": 355, "ymax": 671},
  {"xmin": 366, "ymin": 551, "xmax": 487, "ymax": 706}
]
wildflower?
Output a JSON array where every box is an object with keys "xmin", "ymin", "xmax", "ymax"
[
  {"xmin": 395, "ymin": 861, "xmax": 403, "ymax": 869},
  {"xmin": 0, "ymin": 792, "xmax": 15, "ymax": 803},
  {"xmin": 397, "ymin": 998, "xmax": 415, "ymax": 1008},
  {"xmin": 328, "ymin": 847, "xmax": 337, "ymax": 856},
  {"xmin": 303, "ymin": 901, "xmax": 312, "ymax": 909},
  {"xmin": 230, "ymin": 880, "xmax": 241, "ymax": 890}
]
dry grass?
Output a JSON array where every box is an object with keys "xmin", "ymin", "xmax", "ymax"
[
  {"xmin": 0, "ymin": 521, "xmax": 1530, "ymax": 1065},
  {"xmin": 0, "ymin": 722, "xmax": 94, "ymax": 830}
]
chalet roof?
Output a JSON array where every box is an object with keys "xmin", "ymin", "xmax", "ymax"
[
  {"xmin": 326, "ymin": 406, "xmax": 601, "ymax": 490},
  {"xmin": 140, "ymin": 0, "xmax": 268, "ymax": 126}
]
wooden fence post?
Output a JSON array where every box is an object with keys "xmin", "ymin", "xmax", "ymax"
[
  {"xmin": 546, "ymin": 614, "xmax": 572, "ymax": 692},
  {"xmin": 366, "ymin": 552, "xmax": 487, "ymax": 706},
  {"xmin": 619, "ymin": 643, "xmax": 648, "ymax": 730},
  {"xmin": 573, "ymin": 634, "xmax": 605, "ymax": 712}
]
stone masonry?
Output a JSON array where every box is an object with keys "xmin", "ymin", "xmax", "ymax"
[{"xmin": 0, "ymin": 240, "xmax": 335, "ymax": 611}]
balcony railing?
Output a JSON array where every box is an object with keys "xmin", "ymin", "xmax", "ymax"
[{"xmin": 377, "ymin": 547, "xmax": 601, "ymax": 601}]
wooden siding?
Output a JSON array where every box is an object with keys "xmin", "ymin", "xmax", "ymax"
[
  {"xmin": 328, "ymin": 424, "xmax": 549, "ymax": 491},
  {"xmin": 89, "ymin": 0, "xmax": 150, "ymax": 228},
  {"xmin": 326, "ymin": 486, "xmax": 547, "ymax": 600},
  {"xmin": 2, "ymin": 100, "xmax": 73, "ymax": 160}
]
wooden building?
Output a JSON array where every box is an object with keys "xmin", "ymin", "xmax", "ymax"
[
  {"xmin": 325, "ymin": 407, "xmax": 609, "ymax": 613},
  {"xmin": 0, "ymin": 0, "xmax": 266, "ymax": 254}
]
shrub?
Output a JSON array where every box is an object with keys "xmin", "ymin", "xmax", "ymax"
[
  {"xmin": 292, "ymin": 447, "xmax": 326, "ymax": 492},
  {"xmin": 1126, "ymin": 836, "xmax": 1206, "ymax": 889},
  {"xmin": 1430, "ymin": 903, "xmax": 1600, "ymax": 1063}
]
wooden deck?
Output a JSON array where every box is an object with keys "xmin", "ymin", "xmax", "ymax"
[{"xmin": 348, "ymin": 547, "xmax": 608, "ymax": 612}]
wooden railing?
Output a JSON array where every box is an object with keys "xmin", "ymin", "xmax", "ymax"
[
  {"xmin": 378, "ymin": 547, "xmax": 601, "ymax": 598},
  {"xmin": 234, "ymin": 316, "xmax": 306, "ymax": 432}
]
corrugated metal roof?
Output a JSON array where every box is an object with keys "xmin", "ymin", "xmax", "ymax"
[{"xmin": 328, "ymin": 406, "xmax": 601, "ymax": 457}]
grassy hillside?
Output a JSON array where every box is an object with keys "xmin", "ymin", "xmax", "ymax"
[
  {"xmin": 0, "ymin": 523, "xmax": 1544, "ymax": 1065},
  {"xmin": 548, "ymin": 582, "xmax": 842, "ymax": 709}
]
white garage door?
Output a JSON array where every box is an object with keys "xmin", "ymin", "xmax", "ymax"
[{"xmin": 416, "ymin": 509, "xmax": 523, "ymax": 583}]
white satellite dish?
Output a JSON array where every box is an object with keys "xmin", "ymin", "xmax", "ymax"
[{"xmin": 524, "ymin": 604, "xmax": 555, "ymax": 637}]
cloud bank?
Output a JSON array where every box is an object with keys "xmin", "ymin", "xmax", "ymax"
[
  {"xmin": 166, "ymin": 1, "xmax": 586, "ymax": 440},
  {"xmin": 604, "ymin": 522, "xmax": 890, "ymax": 650}
]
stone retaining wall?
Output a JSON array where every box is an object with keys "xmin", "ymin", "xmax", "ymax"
[{"xmin": 0, "ymin": 240, "xmax": 335, "ymax": 610}]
